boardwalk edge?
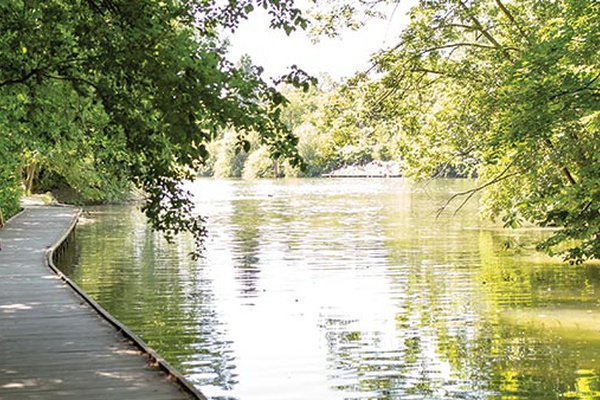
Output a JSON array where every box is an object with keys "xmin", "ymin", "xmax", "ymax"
[{"xmin": 44, "ymin": 205, "xmax": 208, "ymax": 400}]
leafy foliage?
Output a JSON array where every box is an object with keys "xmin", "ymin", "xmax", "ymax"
[
  {"xmin": 350, "ymin": 0, "xmax": 600, "ymax": 263},
  {"xmin": 0, "ymin": 0, "xmax": 307, "ymax": 255},
  {"xmin": 0, "ymin": 131, "xmax": 22, "ymax": 218}
]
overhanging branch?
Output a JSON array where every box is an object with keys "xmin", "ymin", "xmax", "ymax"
[
  {"xmin": 422, "ymin": 42, "xmax": 519, "ymax": 54},
  {"xmin": 456, "ymin": 0, "xmax": 515, "ymax": 62},
  {"xmin": 0, "ymin": 69, "xmax": 41, "ymax": 88},
  {"xmin": 436, "ymin": 158, "xmax": 518, "ymax": 218}
]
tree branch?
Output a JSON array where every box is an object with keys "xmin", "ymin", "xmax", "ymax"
[
  {"xmin": 40, "ymin": 72, "xmax": 101, "ymax": 92},
  {"xmin": 0, "ymin": 69, "xmax": 40, "ymax": 88},
  {"xmin": 436, "ymin": 157, "xmax": 518, "ymax": 218},
  {"xmin": 549, "ymin": 72, "xmax": 600, "ymax": 101},
  {"xmin": 494, "ymin": 0, "xmax": 532, "ymax": 46},
  {"xmin": 456, "ymin": 0, "xmax": 515, "ymax": 62},
  {"xmin": 543, "ymin": 138, "xmax": 577, "ymax": 186},
  {"xmin": 422, "ymin": 42, "xmax": 518, "ymax": 54}
]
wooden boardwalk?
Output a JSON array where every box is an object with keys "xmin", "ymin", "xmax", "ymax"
[{"xmin": 0, "ymin": 206, "xmax": 206, "ymax": 400}]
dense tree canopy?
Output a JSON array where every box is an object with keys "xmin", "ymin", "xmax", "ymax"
[
  {"xmin": 336, "ymin": 0, "xmax": 600, "ymax": 262},
  {"xmin": 4, "ymin": 0, "xmax": 600, "ymax": 263},
  {"xmin": 0, "ymin": 0, "xmax": 310, "ymax": 255}
]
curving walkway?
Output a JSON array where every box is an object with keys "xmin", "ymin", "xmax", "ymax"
[{"xmin": 0, "ymin": 206, "xmax": 204, "ymax": 400}]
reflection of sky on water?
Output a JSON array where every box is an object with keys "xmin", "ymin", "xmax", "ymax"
[
  {"xmin": 189, "ymin": 179, "xmax": 405, "ymax": 399},
  {"xmin": 63, "ymin": 179, "xmax": 600, "ymax": 400}
]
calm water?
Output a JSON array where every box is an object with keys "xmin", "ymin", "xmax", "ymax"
[{"xmin": 59, "ymin": 179, "xmax": 600, "ymax": 400}]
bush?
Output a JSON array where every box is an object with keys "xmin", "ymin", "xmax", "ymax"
[
  {"xmin": 0, "ymin": 164, "xmax": 22, "ymax": 219},
  {"xmin": 243, "ymin": 147, "xmax": 274, "ymax": 179}
]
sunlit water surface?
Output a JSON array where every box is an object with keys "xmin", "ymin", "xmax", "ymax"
[{"xmin": 60, "ymin": 179, "xmax": 600, "ymax": 400}]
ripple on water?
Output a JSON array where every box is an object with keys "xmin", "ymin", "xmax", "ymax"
[{"xmin": 58, "ymin": 179, "xmax": 600, "ymax": 400}]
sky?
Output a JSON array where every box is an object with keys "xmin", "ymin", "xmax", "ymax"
[{"xmin": 225, "ymin": 1, "xmax": 416, "ymax": 81}]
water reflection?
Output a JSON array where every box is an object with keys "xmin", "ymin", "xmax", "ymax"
[{"xmin": 59, "ymin": 179, "xmax": 600, "ymax": 400}]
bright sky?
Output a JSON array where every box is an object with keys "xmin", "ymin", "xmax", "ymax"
[{"xmin": 226, "ymin": 1, "xmax": 416, "ymax": 81}]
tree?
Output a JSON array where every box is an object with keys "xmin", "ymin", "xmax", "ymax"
[
  {"xmin": 277, "ymin": 77, "xmax": 407, "ymax": 175},
  {"xmin": 356, "ymin": 0, "xmax": 600, "ymax": 262},
  {"xmin": 309, "ymin": 0, "xmax": 600, "ymax": 262},
  {"xmin": 0, "ymin": 0, "xmax": 310, "ymax": 256}
]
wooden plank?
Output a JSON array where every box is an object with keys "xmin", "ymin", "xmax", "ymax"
[
  {"xmin": 0, "ymin": 206, "xmax": 205, "ymax": 400},
  {"xmin": 0, "ymin": 355, "xmax": 151, "ymax": 370},
  {"xmin": 0, "ymin": 385, "xmax": 188, "ymax": 400}
]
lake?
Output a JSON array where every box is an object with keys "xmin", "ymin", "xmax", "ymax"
[{"xmin": 59, "ymin": 178, "xmax": 600, "ymax": 399}]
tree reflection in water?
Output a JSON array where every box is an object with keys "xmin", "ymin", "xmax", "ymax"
[{"xmin": 60, "ymin": 179, "xmax": 600, "ymax": 400}]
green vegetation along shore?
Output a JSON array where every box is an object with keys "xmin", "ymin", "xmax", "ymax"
[{"xmin": 2, "ymin": 0, "xmax": 600, "ymax": 262}]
